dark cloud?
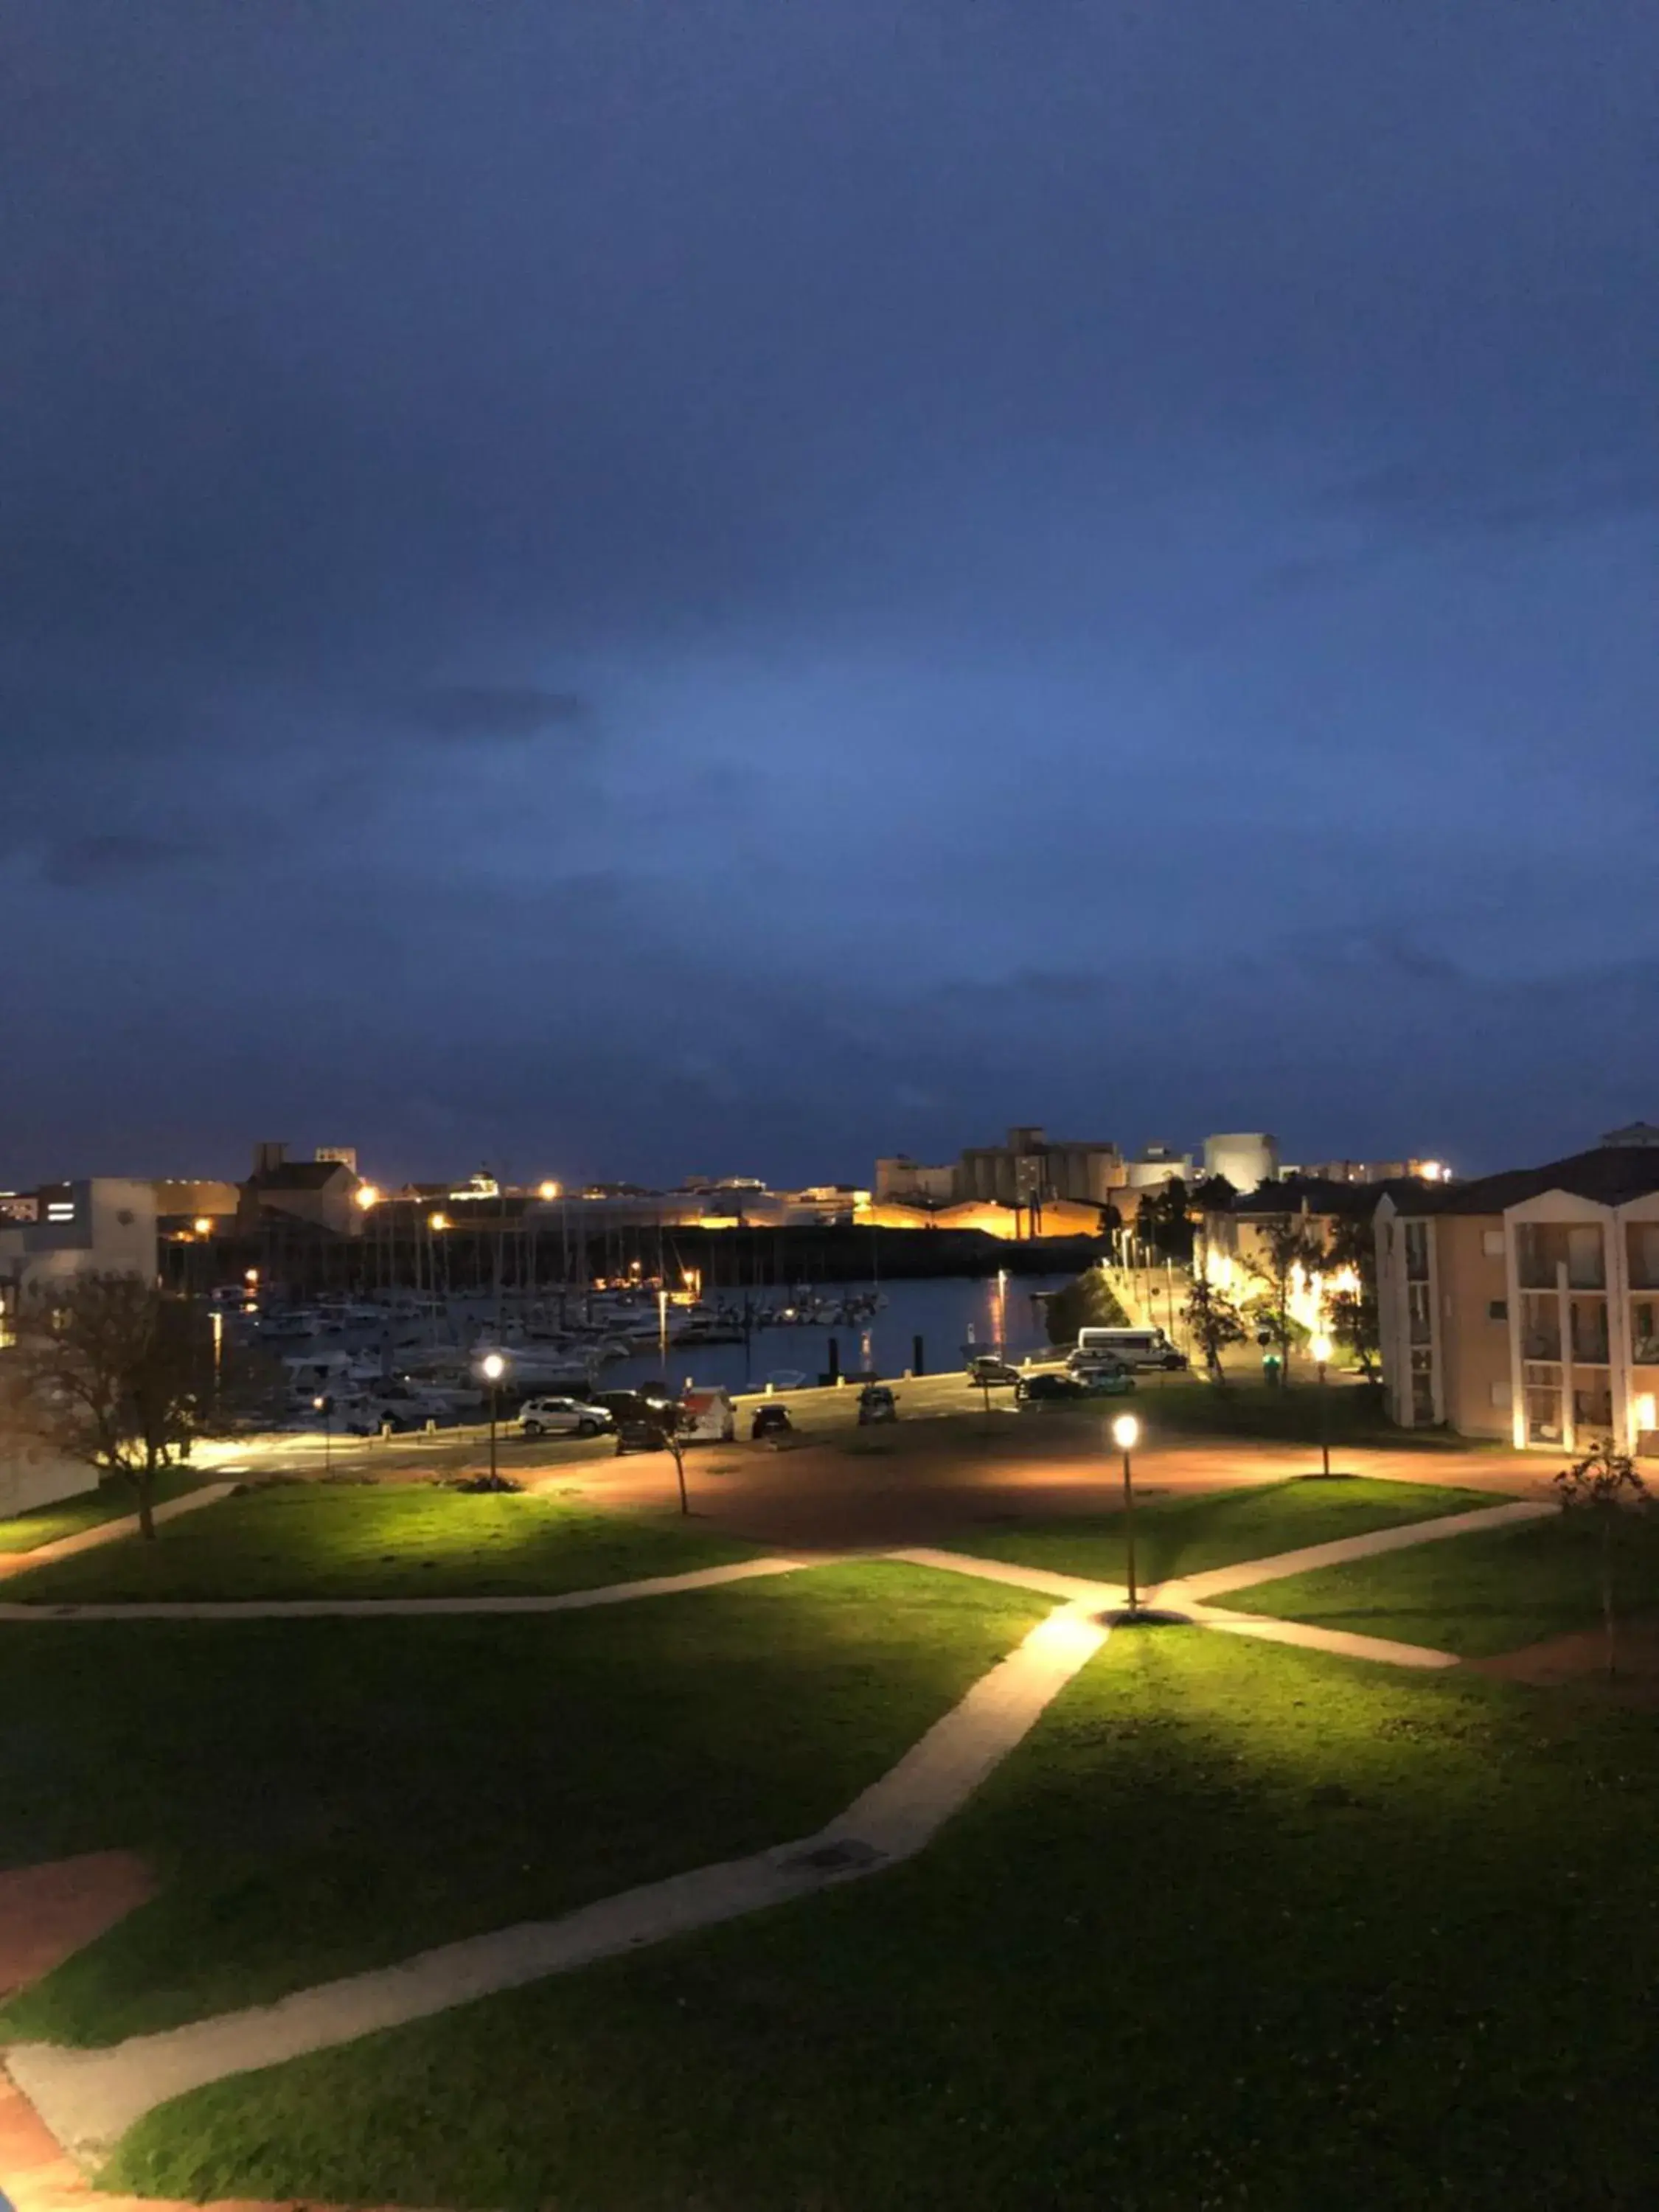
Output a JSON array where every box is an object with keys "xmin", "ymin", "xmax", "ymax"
[
  {"xmin": 39, "ymin": 833, "xmax": 206, "ymax": 891},
  {"xmin": 1, "ymin": 1, "xmax": 1655, "ymax": 1183},
  {"xmin": 403, "ymin": 686, "xmax": 593, "ymax": 741}
]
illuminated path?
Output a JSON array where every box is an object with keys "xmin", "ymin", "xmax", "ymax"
[{"xmin": 3, "ymin": 1495, "xmax": 1551, "ymax": 2164}]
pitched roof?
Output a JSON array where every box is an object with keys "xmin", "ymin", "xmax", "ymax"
[
  {"xmin": 247, "ymin": 1161, "xmax": 350, "ymax": 1192},
  {"xmin": 1394, "ymin": 1146, "xmax": 1659, "ymax": 1217}
]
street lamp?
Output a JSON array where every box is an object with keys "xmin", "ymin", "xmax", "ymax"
[
  {"xmin": 313, "ymin": 1393, "xmax": 332, "ymax": 1477},
  {"xmin": 1112, "ymin": 1411, "xmax": 1141, "ymax": 1613},
  {"xmin": 481, "ymin": 1350, "xmax": 507, "ymax": 1486},
  {"xmin": 1310, "ymin": 1332, "xmax": 1333, "ymax": 1478},
  {"xmin": 996, "ymin": 1267, "xmax": 1008, "ymax": 1354}
]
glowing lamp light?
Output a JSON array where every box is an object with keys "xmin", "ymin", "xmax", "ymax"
[
  {"xmin": 480, "ymin": 1352, "xmax": 507, "ymax": 1383},
  {"xmin": 244, "ymin": 1267, "xmax": 260, "ymax": 1284},
  {"xmin": 538, "ymin": 1180, "xmax": 561, "ymax": 1200},
  {"xmin": 313, "ymin": 1395, "xmax": 327, "ymax": 1412},
  {"xmin": 355, "ymin": 1183, "xmax": 380, "ymax": 1210},
  {"xmin": 1111, "ymin": 1413, "xmax": 1140, "ymax": 1452},
  {"xmin": 192, "ymin": 1216, "xmax": 212, "ymax": 1236},
  {"xmin": 1637, "ymin": 1394, "xmax": 1657, "ymax": 1433},
  {"xmin": 1311, "ymin": 1334, "xmax": 1333, "ymax": 1366},
  {"xmin": 428, "ymin": 1211, "xmax": 450, "ymax": 1232}
]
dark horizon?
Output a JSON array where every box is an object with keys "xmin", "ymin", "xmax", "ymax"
[{"xmin": 4, "ymin": 2, "xmax": 1656, "ymax": 1189}]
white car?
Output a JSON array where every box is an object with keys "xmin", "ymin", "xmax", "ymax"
[{"xmin": 518, "ymin": 1396, "xmax": 613, "ymax": 1439}]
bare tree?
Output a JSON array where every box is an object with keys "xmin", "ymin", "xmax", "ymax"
[
  {"xmin": 13, "ymin": 1274, "xmax": 220, "ymax": 1538},
  {"xmin": 1553, "ymin": 1440, "xmax": 1652, "ymax": 1677}
]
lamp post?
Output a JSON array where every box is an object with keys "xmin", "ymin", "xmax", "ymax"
[
  {"xmin": 1310, "ymin": 1332, "xmax": 1332, "ymax": 1478},
  {"xmin": 996, "ymin": 1267, "xmax": 1008, "ymax": 1354},
  {"xmin": 481, "ymin": 1351, "xmax": 506, "ymax": 1486},
  {"xmin": 313, "ymin": 1394, "xmax": 332, "ymax": 1478},
  {"xmin": 658, "ymin": 1285, "xmax": 669, "ymax": 1380},
  {"xmin": 1112, "ymin": 1411, "xmax": 1141, "ymax": 1613}
]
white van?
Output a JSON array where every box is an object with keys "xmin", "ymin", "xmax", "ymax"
[
  {"xmin": 1074, "ymin": 1326, "xmax": 1187, "ymax": 1373},
  {"xmin": 678, "ymin": 1386, "xmax": 737, "ymax": 1442}
]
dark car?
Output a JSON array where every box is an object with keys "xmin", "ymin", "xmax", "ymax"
[
  {"xmin": 1015, "ymin": 1371, "xmax": 1090, "ymax": 1406},
  {"xmin": 592, "ymin": 1385, "xmax": 679, "ymax": 1423},
  {"xmin": 857, "ymin": 1382, "xmax": 899, "ymax": 1424},
  {"xmin": 751, "ymin": 1402, "xmax": 794, "ymax": 1441},
  {"xmin": 965, "ymin": 1355, "xmax": 1022, "ymax": 1387},
  {"xmin": 614, "ymin": 1416, "xmax": 672, "ymax": 1455}
]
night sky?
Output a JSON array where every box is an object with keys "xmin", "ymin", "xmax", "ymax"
[{"xmin": 4, "ymin": 3, "xmax": 1656, "ymax": 1189}]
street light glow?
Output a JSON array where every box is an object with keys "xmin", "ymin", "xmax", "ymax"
[
  {"xmin": 480, "ymin": 1352, "xmax": 507, "ymax": 1382},
  {"xmin": 1111, "ymin": 1413, "xmax": 1139, "ymax": 1451},
  {"xmin": 538, "ymin": 1180, "xmax": 560, "ymax": 1200},
  {"xmin": 192, "ymin": 1217, "xmax": 212, "ymax": 1235},
  {"xmin": 428, "ymin": 1211, "xmax": 450, "ymax": 1232},
  {"xmin": 355, "ymin": 1183, "xmax": 380, "ymax": 1210},
  {"xmin": 1310, "ymin": 1333, "xmax": 1332, "ymax": 1365}
]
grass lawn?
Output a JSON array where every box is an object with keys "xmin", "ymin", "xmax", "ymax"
[
  {"xmin": 1225, "ymin": 1508, "xmax": 1659, "ymax": 1656},
  {"xmin": 0, "ymin": 1467, "xmax": 207, "ymax": 1556},
  {"xmin": 0, "ymin": 1562, "xmax": 1044, "ymax": 2046},
  {"xmin": 950, "ymin": 1473, "xmax": 1497, "ymax": 1587},
  {"xmin": 108, "ymin": 1630, "xmax": 1659, "ymax": 2211},
  {"xmin": 0, "ymin": 1479, "xmax": 760, "ymax": 1603},
  {"xmin": 1127, "ymin": 1373, "xmax": 1484, "ymax": 1450}
]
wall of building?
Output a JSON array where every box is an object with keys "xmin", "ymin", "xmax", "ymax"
[
  {"xmin": 1203, "ymin": 1133, "xmax": 1278, "ymax": 1192},
  {"xmin": 1434, "ymin": 1214, "xmax": 1512, "ymax": 1440}
]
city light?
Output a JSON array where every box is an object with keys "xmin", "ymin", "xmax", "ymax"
[
  {"xmin": 480, "ymin": 1352, "xmax": 507, "ymax": 1382},
  {"xmin": 538, "ymin": 1180, "xmax": 560, "ymax": 1200},
  {"xmin": 1111, "ymin": 1413, "xmax": 1139, "ymax": 1451},
  {"xmin": 193, "ymin": 1217, "xmax": 212, "ymax": 1235},
  {"xmin": 1420, "ymin": 1161, "xmax": 1448, "ymax": 1182},
  {"xmin": 355, "ymin": 1183, "xmax": 380, "ymax": 1210},
  {"xmin": 428, "ymin": 1211, "xmax": 450, "ymax": 1232},
  {"xmin": 1638, "ymin": 1395, "xmax": 1657, "ymax": 1433},
  {"xmin": 244, "ymin": 1267, "xmax": 259, "ymax": 1284},
  {"xmin": 1310, "ymin": 1333, "xmax": 1332, "ymax": 1366}
]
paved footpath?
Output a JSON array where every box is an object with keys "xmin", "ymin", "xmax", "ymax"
[
  {"xmin": 6, "ymin": 1601, "xmax": 1110, "ymax": 2163},
  {"xmin": 0, "ymin": 1555, "xmax": 814, "ymax": 1624}
]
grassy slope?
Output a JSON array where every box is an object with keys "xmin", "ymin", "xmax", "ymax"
[
  {"xmin": 949, "ymin": 1474, "xmax": 1497, "ymax": 1587},
  {"xmin": 111, "ymin": 1630, "xmax": 1659, "ymax": 2212},
  {"xmin": 0, "ymin": 1481, "xmax": 759, "ymax": 1602},
  {"xmin": 1124, "ymin": 1373, "xmax": 1485, "ymax": 1448},
  {"xmin": 0, "ymin": 1467, "xmax": 206, "ymax": 1555},
  {"xmin": 1225, "ymin": 1509, "xmax": 1659, "ymax": 1655},
  {"xmin": 0, "ymin": 1563, "xmax": 1044, "ymax": 2046}
]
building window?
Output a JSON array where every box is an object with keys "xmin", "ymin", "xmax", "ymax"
[
  {"xmin": 1404, "ymin": 1220, "xmax": 1430, "ymax": 1281},
  {"xmin": 1488, "ymin": 1299, "xmax": 1508, "ymax": 1321}
]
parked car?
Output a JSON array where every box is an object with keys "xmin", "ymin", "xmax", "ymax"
[
  {"xmin": 1074, "ymin": 1326, "xmax": 1189, "ymax": 1373},
  {"xmin": 857, "ymin": 1383, "xmax": 899, "ymax": 1425},
  {"xmin": 517, "ymin": 1396, "xmax": 614, "ymax": 1439},
  {"xmin": 615, "ymin": 1416, "xmax": 672, "ymax": 1455},
  {"xmin": 591, "ymin": 1386, "xmax": 679, "ymax": 1425},
  {"xmin": 751, "ymin": 1402, "xmax": 794, "ymax": 1442},
  {"xmin": 965, "ymin": 1355, "xmax": 1022, "ymax": 1387},
  {"xmin": 1017, "ymin": 1368, "xmax": 1135, "ymax": 1407}
]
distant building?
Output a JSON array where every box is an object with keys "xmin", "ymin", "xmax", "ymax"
[
  {"xmin": 0, "ymin": 1178, "xmax": 159, "ymax": 1340},
  {"xmin": 1203, "ymin": 1133, "xmax": 1279, "ymax": 1192},
  {"xmin": 1299, "ymin": 1157, "xmax": 1452, "ymax": 1186},
  {"xmin": 953, "ymin": 1127, "xmax": 1123, "ymax": 1212},
  {"xmin": 1376, "ymin": 1133, "xmax": 1659, "ymax": 1453},
  {"xmin": 874, "ymin": 1157, "xmax": 956, "ymax": 1206},
  {"xmin": 237, "ymin": 1144, "xmax": 363, "ymax": 1239},
  {"xmin": 1121, "ymin": 1141, "xmax": 1194, "ymax": 1193}
]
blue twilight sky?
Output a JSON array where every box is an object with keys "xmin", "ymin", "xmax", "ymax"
[{"xmin": 2, "ymin": 1, "xmax": 1656, "ymax": 1189}]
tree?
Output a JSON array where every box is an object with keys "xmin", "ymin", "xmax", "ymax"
[
  {"xmin": 1324, "ymin": 1208, "xmax": 1382, "ymax": 1380},
  {"xmin": 1138, "ymin": 1178, "xmax": 1194, "ymax": 1265},
  {"xmin": 1043, "ymin": 1267, "xmax": 1128, "ymax": 1348},
  {"xmin": 1245, "ymin": 1212, "xmax": 1326, "ymax": 1385},
  {"xmin": 1183, "ymin": 1273, "xmax": 1246, "ymax": 1384},
  {"xmin": 12, "ymin": 1274, "xmax": 226, "ymax": 1537},
  {"xmin": 1553, "ymin": 1441, "xmax": 1652, "ymax": 1677}
]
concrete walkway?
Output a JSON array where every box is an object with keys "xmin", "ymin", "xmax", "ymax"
[
  {"xmin": 6, "ymin": 1602, "xmax": 1110, "ymax": 2163},
  {"xmin": 0, "ymin": 1486, "xmax": 235, "ymax": 1580},
  {"xmin": 1159, "ymin": 1498, "xmax": 1554, "ymax": 1604},
  {"xmin": 0, "ymin": 1555, "xmax": 815, "ymax": 1624}
]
